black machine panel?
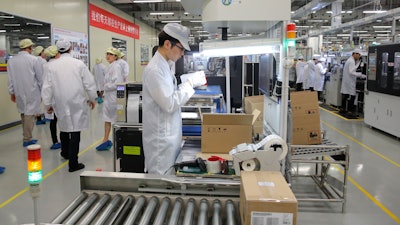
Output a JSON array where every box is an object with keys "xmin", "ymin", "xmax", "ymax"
[
  {"xmin": 114, "ymin": 125, "xmax": 145, "ymax": 173},
  {"xmin": 368, "ymin": 43, "xmax": 400, "ymax": 96},
  {"xmin": 259, "ymin": 54, "xmax": 277, "ymax": 96}
]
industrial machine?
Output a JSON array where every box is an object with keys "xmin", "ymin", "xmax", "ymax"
[
  {"xmin": 50, "ymin": 172, "xmax": 241, "ymax": 225},
  {"xmin": 116, "ymin": 82, "xmax": 142, "ymax": 123},
  {"xmin": 229, "ymin": 134, "xmax": 288, "ymax": 175}
]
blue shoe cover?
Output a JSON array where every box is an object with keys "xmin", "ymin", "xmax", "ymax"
[
  {"xmin": 50, "ymin": 142, "xmax": 62, "ymax": 150},
  {"xmin": 96, "ymin": 140, "xmax": 112, "ymax": 151},
  {"xmin": 23, "ymin": 139, "xmax": 38, "ymax": 147}
]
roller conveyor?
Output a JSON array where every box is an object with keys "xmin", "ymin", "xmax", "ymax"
[{"xmin": 50, "ymin": 172, "xmax": 241, "ymax": 225}]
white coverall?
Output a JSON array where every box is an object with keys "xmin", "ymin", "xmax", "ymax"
[
  {"xmin": 142, "ymin": 51, "xmax": 195, "ymax": 175},
  {"xmin": 41, "ymin": 53, "xmax": 97, "ymax": 132},
  {"xmin": 341, "ymin": 56, "xmax": 362, "ymax": 95},
  {"xmin": 302, "ymin": 60, "xmax": 316, "ymax": 90},
  {"xmin": 103, "ymin": 61, "xmax": 124, "ymax": 123},
  {"xmin": 314, "ymin": 62, "xmax": 327, "ymax": 91},
  {"xmin": 7, "ymin": 51, "xmax": 43, "ymax": 116},
  {"xmin": 295, "ymin": 60, "xmax": 307, "ymax": 84},
  {"xmin": 93, "ymin": 62, "xmax": 106, "ymax": 92},
  {"xmin": 117, "ymin": 59, "xmax": 129, "ymax": 82}
]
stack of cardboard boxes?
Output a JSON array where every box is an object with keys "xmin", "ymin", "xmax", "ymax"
[{"xmin": 290, "ymin": 91, "xmax": 322, "ymax": 145}]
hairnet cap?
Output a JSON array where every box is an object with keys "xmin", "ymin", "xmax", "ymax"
[
  {"xmin": 44, "ymin": 45, "xmax": 58, "ymax": 58},
  {"xmin": 106, "ymin": 47, "xmax": 119, "ymax": 56},
  {"xmin": 56, "ymin": 39, "xmax": 71, "ymax": 52},
  {"xmin": 96, "ymin": 57, "xmax": 102, "ymax": 64},
  {"xmin": 119, "ymin": 51, "xmax": 125, "ymax": 58},
  {"xmin": 163, "ymin": 23, "xmax": 191, "ymax": 51},
  {"xmin": 312, "ymin": 55, "xmax": 320, "ymax": 60},
  {"xmin": 318, "ymin": 57, "xmax": 326, "ymax": 62},
  {"xmin": 19, "ymin": 39, "xmax": 34, "ymax": 49},
  {"xmin": 297, "ymin": 55, "xmax": 304, "ymax": 60},
  {"xmin": 32, "ymin": 46, "xmax": 44, "ymax": 56}
]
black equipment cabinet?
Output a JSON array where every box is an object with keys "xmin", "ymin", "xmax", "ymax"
[{"xmin": 113, "ymin": 123, "xmax": 145, "ymax": 173}]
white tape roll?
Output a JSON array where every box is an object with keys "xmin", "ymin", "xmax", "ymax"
[
  {"xmin": 262, "ymin": 134, "xmax": 288, "ymax": 160},
  {"xmin": 242, "ymin": 159, "xmax": 257, "ymax": 171},
  {"xmin": 207, "ymin": 160, "xmax": 221, "ymax": 174}
]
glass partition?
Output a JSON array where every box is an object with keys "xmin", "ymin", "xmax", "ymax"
[{"xmin": 0, "ymin": 11, "xmax": 51, "ymax": 72}]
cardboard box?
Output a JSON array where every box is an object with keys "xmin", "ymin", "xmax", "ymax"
[
  {"xmin": 244, "ymin": 95, "xmax": 264, "ymax": 126},
  {"xmin": 240, "ymin": 171, "xmax": 297, "ymax": 225},
  {"xmin": 201, "ymin": 111, "xmax": 259, "ymax": 154},
  {"xmin": 290, "ymin": 91, "xmax": 321, "ymax": 145}
]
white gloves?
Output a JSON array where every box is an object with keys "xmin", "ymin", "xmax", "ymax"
[
  {"xmin": 181, "ymin": 71, "xmax": 207, "ymax": 88},
  {"xmin": 359, "ymin": 74, "xmax": 367, "ymax": 79}
]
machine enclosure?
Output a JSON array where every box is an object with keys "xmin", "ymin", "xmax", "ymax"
[
  {"xmin": 240, "ymin": 171, "xmax": 297, "ymax": 225},
  {"xmin": 290, "ymin": 91, "xmax": 322, "ymax": 145}
]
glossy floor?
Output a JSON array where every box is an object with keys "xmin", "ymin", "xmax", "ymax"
[{"xmin": 0, "ymin": 104, "xmax": 399, "ymax": 225}]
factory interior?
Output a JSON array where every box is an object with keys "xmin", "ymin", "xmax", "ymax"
[{"xmin": 1, "ymin": 0, "xmax": 400, "ymax": 225}]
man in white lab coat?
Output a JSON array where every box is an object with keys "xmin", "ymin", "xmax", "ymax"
[
  {"xmin": 93, "ymin": 57, "xmax": 106, "ymax": 103},
  {"xmin": 142, "ymin": 23, "xmax": 206, "ymax": 174},
  {"xmin": 117, "ymin": 51, "xmax": 129, "ymax": 82},
  {"xmin": 295, "ymin": 55, "xmax": 306, "ymax": 91},
  {"xmin": 314, "ymin": 57, "xmax": 327, "ymax": 101},
  {"xmin": 302, "ymin": 56, "xmax": 318, "ymax": 91},
  {"xmin": 340, "ymin": 49, "xmax": 366, "ymax": 116},
  {"xmin": 7, "ymin": 38, "xmax": 44, "ymax": 147},
  {"xmin": 41, "ymin": 39, "xmax": 97, "ymax": 172}
]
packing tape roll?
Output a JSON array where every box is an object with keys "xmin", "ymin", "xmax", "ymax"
[
  {"xmin": 242, "ymin": 159, "xmax": 257, "ymax": 171},
  {"xmin": 262, "ymin": 134, "xmax": 288, "ymax": 160},
  {"xmin": 207, "ymin": 160, "xmax": 221, "ymax": 174}
]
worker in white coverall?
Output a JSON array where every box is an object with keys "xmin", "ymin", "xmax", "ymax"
[
  {"xmin": 41, "ymin": 39, "xmax": 97, "ymax": 172},
  {"xmin": 32, "ymin": 45, "xmax": 48, "ymax": 125},
  {"xmin": 302, "ymin": 56, "xmax": 318, "ymax": 91},
  {"xmin": 7, "ymin": 38, "xmax": 44, "ymax": 147},
  {"xmin": 295, "ymin": 55, "xmax": 306, "ymax": 91},
  {"xmin": 96, "ymin": 47, "xmax": 124, "ymax": 151},
  {"xmin": 340, "ymin": 49, "xmax": 366, "ymax": 116},
  {"xmin": 314, "ymin": 57, "xmax": 327, "ymax": 101},
  {"xmin": 117, "ymin": 51, "xmax": 129, "ymax": 82},
  {"xmin": 93, "ymin": 57, "xmax": 106, "ymax": 104},
  {"xmin": 142, "ymin": 23, "xmax": 207, "ymax": 175}
]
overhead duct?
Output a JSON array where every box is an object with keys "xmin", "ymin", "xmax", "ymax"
[
  {"xmin": 298, "ymin": 7, "xmax": 400, "ymax": 39},
  {"xmin": 291, "ymin": 0, "xmax": 336, "ymax": 20}
]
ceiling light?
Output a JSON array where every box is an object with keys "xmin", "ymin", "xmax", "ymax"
[
  {"xmin": 353, "ymin": 30, "xmax": 368, "ymax": 33},
  {"xmin": 161, "ymin": 20, "xmax": 181, "ymax": 23},
  {"xmin": 4, "ymin": 23, "xmax": 20, "ymax": 26},
  {"xmin": 149, "ymin": 12, "xmax": 174, "ymax": 15},
  {"xmin": 0, "ymin": 30, "xmax": 6, "ymax": 33},
  {"xmin": 37, "ymin": 36, "xmax": 50, "ymax": 39},
  {"xmin": 297, "ymin": 26, "xmax": 312, "ymax": 28},
  {"xmin": 133, "ymin": 0, "xmax": 163, "ymax": 3},
  {"xmin": 373, "ymin": 26, "xmax": 392, "ymax": 29},
  {"xmin": 363, "ymin": 10, "xmax": 387, "ymax": 13},
  {"xmin": 0, "ymin": 15, "xmax": 14, "ymax": 19},
  {"xmin": 190, "ymin": 20, "xmax": 202, "ymax": 23},
  {"xmin": 337, "ymin": 34, "xmax": 350, "ymax": 37},
  {"xmin": 374, "ymin": 30, "xmax": 391, "ymax": 33},
  {"xmin": 26, "ymin": 22, "xmax": 43, "ymax": 26}
]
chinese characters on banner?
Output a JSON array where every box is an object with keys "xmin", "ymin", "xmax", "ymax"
[{"xmin": 89, "ymin": 3, "xmax": 139, "ymax": 39}]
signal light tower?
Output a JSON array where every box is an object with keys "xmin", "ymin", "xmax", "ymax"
[{"xmin": 27, "ymin": 144, "xmax": 42, "ymax": 225}]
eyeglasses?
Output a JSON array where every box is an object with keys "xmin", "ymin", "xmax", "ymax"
[{"xmin": 170, "ymin": 40, "xmax": 186, "ymax": 53}]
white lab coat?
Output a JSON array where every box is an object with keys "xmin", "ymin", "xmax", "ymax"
[
  {"xmin": 314, "ymin": 62, "xmax": 327, "ymax": 91},
  {"xmin": 142, "ymin": 51, "xmax": 195, "ymax": 175},
  {"xmin": 117, "ymin": 59, "xmax": 129, "ymax": 81},
  {"xmin": 302, "ymin": 60, "xmax": 315, "ymax": 90},
  {"xmin": 41, "ymin": 53, "xmax": 97, "ymax": 132},
  {"xmin": 7, "ymin": 51, "xmax": 43, "ymax": 115},
  {"xmin": 341, "ymin": 56, "xmax": 362, "ymax": 96},
  {"xmin": 103, "ymin": 61, "xmax": 124, "ymax": 123},
  {"xmin": 295, "ymin": 60, "xmax": 306, "ymax": 84},
  {"xmin": 93, "ymin": 63, "xmax": 106, "ymax": 91}
]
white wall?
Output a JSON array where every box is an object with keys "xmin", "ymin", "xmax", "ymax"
[{"xmin": 0, "ymin": 0, "xmax": 158, "ymax": 127}]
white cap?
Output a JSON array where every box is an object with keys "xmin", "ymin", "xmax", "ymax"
[
  {"xmin": 163, "ymin": 23, "xmax": 191, "ymax": 51},
  {"xmin": 19, "ymin": 39, "xmax": 34, "ymax": 49},
  {"xmin": 318, "ymin": 57, "xmax": 326, "ymax": 62},
  {"xmin": 297, "ymin": 55, "xmax": 304, "ymax": 60},
  {"xmin": 56, "ymin": 39, "xmax": 71, "ymax": 53},
  {"xmin": 106, "ymin": 47, "xmax": 119, "ymax": 56},
  {"xmin": 353, "ymin": 49, "xmax": 362, "ymax": 54},
  {"xmin": 33, "ymin": 46, "xmax": 44, "ymax": 56}
]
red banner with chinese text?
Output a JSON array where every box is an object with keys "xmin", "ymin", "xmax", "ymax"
[{"xmin": 89, "ymin": 4, "xmax": 139, "ymax": 39}]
